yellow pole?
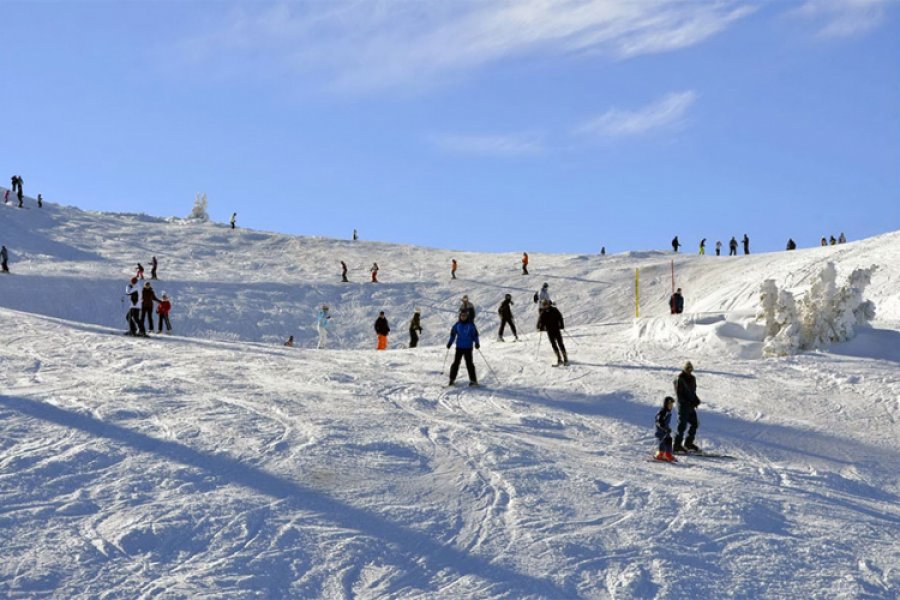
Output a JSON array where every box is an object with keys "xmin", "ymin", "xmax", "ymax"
[{"xmin": 635, "ymin": 268, "xmax": 640, "ymax": 318}]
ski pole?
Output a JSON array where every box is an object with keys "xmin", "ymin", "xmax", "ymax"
[
  {"xmin": 440, "ymin": 346, "xmax": 450, "ymax": 374},
  {"xmin": 477, "ymin": 348, "xmax": 502, "ymax": 386},
  {"xmin": 562, "ymin": 328, "xmax": 578, "ymax": 348}
]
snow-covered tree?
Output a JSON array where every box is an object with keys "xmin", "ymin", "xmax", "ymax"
[
  {"xmin": 188, "ymin": 192, "xmax": 209, "ymax": 222},
  {"xmin": 758, "ymin": 262, "xmax": 877, "ymax": 357}
]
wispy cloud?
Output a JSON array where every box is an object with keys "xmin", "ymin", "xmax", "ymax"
[
  {"xmin": 789, "ymin": 0, "xmax": 893, "ymax": 38},
  {"xmin": 429, "ymin": 132, "xmax": 545, "ymax": 158},
  {"xmin": 576, "ymin": 91, "xmax": 698, "ymax": 138},
  {"xmin": 173, "ymin": 1, "xmax": 756, "ymax": 93}
]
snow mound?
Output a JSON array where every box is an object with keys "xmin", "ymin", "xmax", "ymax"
[{"xmin": 633, "ymin": 311, "xmax": 766, "ymax": 359}]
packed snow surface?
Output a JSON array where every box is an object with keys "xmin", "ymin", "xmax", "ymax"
[{"xmin": 1, "ymin": 200, "xmax": 898, "ymax": 598}]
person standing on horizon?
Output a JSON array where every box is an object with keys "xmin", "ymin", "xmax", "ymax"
[
  {"xmin": 672, "ymin": 236, "xmax": 681, "ymax": 253},
  {"xmin": 715, "ymin": 241, "xmax": 722, "ymax": 256},
  {"xmin": 230, "ymin": 212, "xmax": 237, "ymax": 229},
  {"xmin": 742, "ymin": 234, "xmax": 750, "ymax": 255},
  {"xmin": 522, "ymin": 252, "xmax": 529, "ymax": 275},
  {"xmin": 729, "ymin": 237, "xmax": 738, "ymax": 256}
]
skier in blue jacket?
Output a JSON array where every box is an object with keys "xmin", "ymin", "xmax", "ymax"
[
  {"xmin": 447, "ymin": 309, "xmax": 480, "ymax": 386},
  {"xmin": 654, "ymin": 397, "xmax": 677, "ymax": 462},
  {"xmin": 315, "ymin": 305, "xmax": 331, "ymax": 349}
]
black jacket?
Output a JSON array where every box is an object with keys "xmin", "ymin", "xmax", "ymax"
[
  {"xmin": 409, "ymin": 313, "xmax": 422, "ymax": 333},
  {"xmin": 675, "ymin": 371, "xmax": 700, "ymax": 409},
  {"xmin": 669, "ymin": 293, "xmax": 684, "ymax": 314},
  {"xmin": 498, "ymin": 298, "xmax": 514, "ymax": 320},
  {"xmin": 374, "ymin": 316, "xmax": 390, "ymax": 336},
  {"xmin": 537, "ymin": 306, "xmax": 564, "ymax": 333}
]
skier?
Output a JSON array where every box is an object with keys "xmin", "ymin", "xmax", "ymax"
[
  {"xmin": 124, "ymin": 277, "xmax": 146, "ymax": 336},
  {"xmin": 600, "ymin": 247, "xmax": 606, "ymax": 256},
  {"xmin": 742, "ymin": 234, "xmax": 750, "ymax": 255},
  {"xmin": 497, "ymin": 294, "xmax": 518, "ymax": 342},
  {"xmin": 699, "ymin": 239, "xmax": 706, "ymax": 255},
  {"xmin": 537, "ymin": 300, "xmax": 568, "ymax": 366},
  {"xmin": 669, "ymin": 288, "xmax": 684, "ymax": 315},
  {"xmin": 715, "ymin": 241, "xmax": 722, "ymax": 256},
  {"xmin": 353, "ymin": 229, "xmax": 358, "ymax": 241},
  {"xmin": 829, "ymin": 235, "xmax": 837, "ymax": 246},
  {"xmin": 140, "ymin": 282, "xmax": 161, "ymax": 333},
  {"xmin": 371, "ymin": 262, "xmax": 379, "ymax": 283},
  {"xmin": 786, "ymin": 239, "xmax": 796, "ymax": 251},
  {"xmin": 284, "ymin": 335, "xmax": 294, "ymax": 347},
  {"xmin": 3, "ymin": 189, "xmax": 8, "ymax": 204},
  {"xmin": 409, "ymin": 308, "xmax": 423, "ymax": 348},
  {"xmin": 673, "ymin": 361, "xmax": 701, "ymax": 453},
  {"xmin": 374, "ymin": 311, "xmax": 390, "ymax": 350},
  {"xmin": 729, "ymin": 237, "xmax": 738, "ymax": 256},
  {"xmin": 316, "ymin": 305, "xmax": 331, "ymax": 349},
  {"xmin": 839, "ymin": 232, "xmax": 846, "ymax": 244},
  {"xmin": 522, "ymin": 252, "xmax": 529, "ymax": 275},
  {"xmin": 671, "ymin": 236, "xmax": 681, "ymax": 253},
  {"xmin": 459, "ymin": 295, "xmax": 477, "ymax": 321},
  {"xmin": 654, "ymin": 396, "xmax": 677, "ymax": 462},
  {"xmin": 0, "ymin": 245, "xmax": 8, "ymax": 273},
  {"xmin": 17, "ymin": 188, "xmax": 23, "ymax": 208},
  {"xmin": 341, "ymin": 260, "xmax": 348, "ymax": 282},
  {"xmin": 156, "ymin": 292, "xmax": 172, "ymax": 333},
  {"xmin": 37, "ymin": 193, "xmax": 42, "ymax": 208},
  {"xmin": 136, "ymin": 263, "xmax": 145, "ymax": 280},
  {"xmin": 14, "ymin": 175, "xmax": 22, "ymax": 195},
  {"xmin": 150, "ymin": 256, "xmax": 158, "ymax": 279},
  {"xmin": 446, "ymin": 309, "xmax": 480, "ymax": 386},
  {"xmin": 451, "ymin": 258, "xmax": 457, "ymax": 280},
  {"xmin": 230, "ymin": 212, "xmax": 237, "ymax": 229},
  {"xmin": 535, "ymin": 282, "xmax": 551, "ymax": 308}
]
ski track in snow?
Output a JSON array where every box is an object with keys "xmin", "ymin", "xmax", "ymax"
[{"xmin": 1, "ymin": 202, "xmax": 899, "ymax": 598}]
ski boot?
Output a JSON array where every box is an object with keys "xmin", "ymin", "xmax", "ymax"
[
  {"xmin": 684, "ymin": 441, "xmax": 700, "ymax": 452},
  {"xmin": 673, "ymin": 441, "xmax": 686, "ymax": 453}
]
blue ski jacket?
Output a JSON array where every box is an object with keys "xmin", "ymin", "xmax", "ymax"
[
  {"xmin": 448, "ymin": 321, "xmax": 480, "ymax": 349},
  {"xmin": 655, "ymin": 406, "xmax": 672, "ymax": 439}
]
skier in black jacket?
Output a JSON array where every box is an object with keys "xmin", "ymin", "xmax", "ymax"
[
  {"xmin": 673, "ymin": 361, "xmax": 701, "ymax": 452},
  {"xmin": 729, "ymin": 237, "xmax": 738, "ymax": 256},
  {"xmin": 742, "ymin": 234, "xmax": 750, "ymax": 255},
  {"xmin": 537, "ymin": 300, "xmax": 568, "ymax": 366},
  {"xmin": 497, "ymin": 294, "xmax": 518, "ymax": 341},
  {"xmin": 409, "ymin": 309, "xmax": 423, "ymax": 348},
  {"xmin": 669, "ymin": 288, "xmax": 684, "ymax": 314},
  {"xmin": 374, "ymin": 311, "xmax": 390, "ymax": 350},
  {"xmin": 672, "ymin": 236, "xmax": 681, "ymax": 253}
]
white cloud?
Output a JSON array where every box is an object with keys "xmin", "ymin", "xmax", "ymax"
[
  {"xmin": 173, "ymin": 1, "xmax": 756, "ymax": 93},
  {"xmin": 576, "ymin": 91, "xmax": 698, "ymax": 138},
  {"xmin": 789, "ymin": 0, "xmax": 893, "ymax": 38},
  {"xmin": 429, "ymin": 133, "xmax": 545, "ymax": 158}
]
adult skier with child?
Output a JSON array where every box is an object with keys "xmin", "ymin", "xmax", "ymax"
[{"xmin": 673, "ymin": 361, "xmax": 701, "ymax": 453}]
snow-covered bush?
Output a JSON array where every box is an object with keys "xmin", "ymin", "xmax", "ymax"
[
  {"xmin": 187, "ymin": 192, "xmax": 209, "ymax": 222},
  {"xmin": 759, "ymin": 262, "xmax": 877, "ymax": 357}
]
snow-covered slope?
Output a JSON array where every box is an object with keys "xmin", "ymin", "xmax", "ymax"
[{"xmin": 1, "ymin": 200, "xmax": 898, "ymax": 598}]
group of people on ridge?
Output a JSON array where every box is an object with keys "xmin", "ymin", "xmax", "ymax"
[{"xmin": 673, "ymin": 235, "xmax": 750, "ymax": 256}]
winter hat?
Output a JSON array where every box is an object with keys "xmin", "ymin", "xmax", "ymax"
[
  {"xmin": 542, "ymin": 283, "xmax": 549, "ymax": 288},
  {"xmin": 684, "ymin": 361, "xmax": 694, "ymax": 371},
  {"xmin": 143, "ymin": 282, "xmax": 151, "ymax": 288},
  {"xmin": 505, "ymin": 294, "xmax": 511, "ymax": 300},
  {"xmin": 414, "ymin": 307, "xmax": 421, "ymax": 313},
  {"xmin": 162, "ymin": 292, "xmax": 168, "ymax": 298},
  {"xmin": 462, "ymin": 295, "xmax": 468, "ymax": 301}
]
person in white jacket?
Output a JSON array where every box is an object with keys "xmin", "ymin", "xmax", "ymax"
[
  {"xmin": 315, "ymin": 305, "xmax": 331, "ymax": 349},
  {"xmin": 124, "ymin": 277, "xmax": 146, "ymax": 336}
]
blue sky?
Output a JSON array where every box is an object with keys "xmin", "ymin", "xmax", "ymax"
[{"xmin": 3, "ymin": 0, "xmax": 898, "ymax": 254}]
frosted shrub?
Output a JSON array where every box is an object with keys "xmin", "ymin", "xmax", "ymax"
[
  {"xmin": 188, "ymin": 192, "xmax": 209, "ymax": 222},
  {"xmin": 759, "ymin": 262, "xmax": 877, "ymax": 357}
]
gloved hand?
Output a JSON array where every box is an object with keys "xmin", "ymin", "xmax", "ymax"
[
  {"xmin": 475, "ymin": 343, "xmax": 480, "ymax": 350},
  {"xmin": 446, "ymin": 343, "xmax": 452, "ymax": 349}
]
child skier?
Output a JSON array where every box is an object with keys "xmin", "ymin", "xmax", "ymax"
[
  {"xmin": 654, "ymin": 397, "xmax": 677, "ymax": 462},
  {"xmin": 371, "ymin": 262, "xmax": 379, "ymax": 283},
  {"xmin": 451, "ymin": 258, "xmax": 457, "ymax": 280},
  {"xmin": 156, "ymin": 292, "xmax": 172, "ymax": 333}
]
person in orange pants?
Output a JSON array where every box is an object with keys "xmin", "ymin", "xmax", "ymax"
[{"xmin": 374, "ymin": 311, "xmax": 390, "ymax": 350}]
